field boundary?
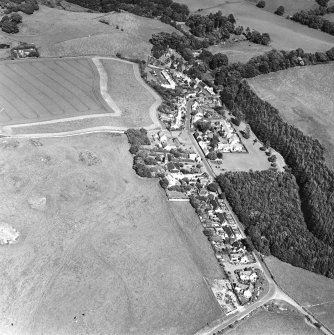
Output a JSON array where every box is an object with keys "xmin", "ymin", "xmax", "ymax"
[{"xmin": 0, "ymin": 56, "xmax": 162, "ymax": 134}]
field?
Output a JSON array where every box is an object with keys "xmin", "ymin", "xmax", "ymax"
[
  {"xmin": 0, "ymin": 133, "xmax": 224, "ymax": 335},
  {"xmin": 226, "ymin": 309, "xmax": 322, "ymax": 335},
  {"xmin": 207, "ymin": 41, "xmax": 271, "ymax": 63},
  {"xmin": 247, "ymin": 64, "xmax": 334, "ymax": 169},
  {"xmin": 247, "ymin": 0, "xmax": 334, "ymax": 16},
  {"xmin": 0, "ymin": 5, "xmax": 177, "ymax": 59},
  {"xmin": 0, "ymin": 57, "xmax": 159, "ymax": 130},
  {"xmin": 265, "ymin": 256, "xmax": 334, "ymax": 333},
  {"xmin": 177, "ymin": 0, "xmax": 334, "ymax": 52}
]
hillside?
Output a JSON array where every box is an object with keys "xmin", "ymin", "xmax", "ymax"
[
  {"xmin": 0, "ymin": 134, "xmax": 224, "ymax": 335},
  {"xmin": 248, "ymin": 63, "xmax": 334, "ymax": 170},
  {"xmin": 247, "ymin": 0, "xmax": 334, "ymax": 16},
  {"xmin": 0, "ymin": 5, "xmax": 177, "ymax": 59},
  {"xmin": 178, "ymin": 0, "xmax": 334, "ymax": 51}
]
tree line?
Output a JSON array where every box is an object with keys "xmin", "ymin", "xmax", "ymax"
[
  {"xmin": 217, "ymin": 171, "xmax": 334, "ymax": 278},
  {"xmin": 291, "ymin": 5, "xmax": 334, "ymax": 36},
  {"xmin": 67, "ymin": 0, "xmax": 189, "ymax": 21}
]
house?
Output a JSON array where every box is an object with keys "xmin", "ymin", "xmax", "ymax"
[
  {"xmin": 223, "ymin": 226, "xmax": 235, "ymax": 239},
  {"xmin": 229, "ymin": 252, "xmax": 242, "ymax": 262},
  {"xmin": 167, "ymin": 162, "xmax": 179, "ymax": 174},
  {"xmin": 244, "ymin": 289, "xmax": 252, "ymax": 299},
  {"xmin": 249, "ymin": 272, "xmax": 258, "ymax": 283},
  {"xmin": 11, "ymin": 44, "xmax": 39, "ymax": 59},
  {"xmin": 239, "ymin": 270, "xmax": 253, "ymax": 281},
  {"xmin": 198, "ymin": 188, "xmax": 208, "ymax": 197}
]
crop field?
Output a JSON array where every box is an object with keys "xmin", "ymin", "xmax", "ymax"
[
  {"xmin": 178, "ymin": 0, "xmax": 334, "ymax": 52},
  {"xmin": 248, "ymin": 64, "xmax": 334, "ymax": 169},
  {"xmin": 265, "ymin": 256, "xmax": 334, "ymax": 333},
  {"xmin": 0, "ymin": 57, "xmax": 159, "ymax": 130},
  {"xmin": 227, "ymin": 309, "xmax": 322, "ymax": 335},
  {"xmin": 0, "ymin": 58, "xmax": 110, "ymax": 125},
  {"xmin": 0, "ymin": 134, "xmax": 224, "ymax": 335},
  {"xmin": 0, "ymin": 5, "xmax": 177, "ymax": 59}
]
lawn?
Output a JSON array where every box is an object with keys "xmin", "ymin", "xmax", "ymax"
[
  {"xmin": 0, "ymin": 134, "xmax": 224, "ymax": 335},
  {"xmin": 248, "ymin": 63, "xmax": 334, "ymax": 169},
  {"xmin": 265, "ymin": 256, "xmax": 334, "ymax": 333},
  {"xmin": 0, "ymin": 57, "xmax": 160, "ymax": 130},
  {"xmin": 0, "ymin": 5, "xmax": 177, "ymax": 59},
  {"xmin": 177, "ymin": 0, "xmax": 334, "ymax": 52},
  {"xmin": 207, "ymin": 41, "xmax": 272, "ymax": 64},
  {"xmin": 226, "ymin": 309, "xmax": 322, "ymax": 335},
  {"xmin": 212, "ymin": 118, "xmax": 285, "ymax": 174}
]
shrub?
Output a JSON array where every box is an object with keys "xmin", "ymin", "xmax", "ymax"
[
  {"xmin": 231, "ymin": 117, "xmax": 241, "ymax": 126},
  {"xmin": 207, "ymin": 151, "xmax": 218, "ymax": 160},
  {"xmin": 256, "ymin": 0, "xmax": 265, "ymax": 8},
  {"xmin": 10, "ymin": 13, "xmax": 22, "ymax": 23},
  {"xmin": 207, "ymin": 182, "xmax": 219, "ymax": 192},
  {"xmin": 274, "ymin": 6, "xmax": 285, "ymax": 16}
]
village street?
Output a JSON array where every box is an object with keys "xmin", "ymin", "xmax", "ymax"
[{"xmin": 182, "ymin": 99, "xmax": 333, "ymax": 335}]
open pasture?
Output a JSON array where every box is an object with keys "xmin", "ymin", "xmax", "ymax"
[
  {"xmin": 0, "ymin": 134, "xmax": 223, "ymax": 335},
  {"xmin": 177, "ymin": 0, "xmax": 334, "ymax": 52},
  {"xmin": 0, "ymin": 6, "xmax": 177, "ymax": 59},
  {"xmin": 227, "ymin": 308, "xmax": 322, "ymax": 335},
  {"xmin": 265, "ymin": 256, "xmax": 334, "ymax": 333},
  {"xmin": 248, "ymin": 64, "xmax": 334, "ymax": 169},
  {"xmin": 247, "ymin": 0, "xmax": 334, "ymax": 16},
  {"xmin": 101, "ymin": 59, "xmax": 158, "ymax": 128},
  {"xmin": 0, "ymin": 58, "xmax": 109, "ymax": 124},
  {"xmin": 207, "ymin": 41, "xmax": 272, "ymax": 63}
]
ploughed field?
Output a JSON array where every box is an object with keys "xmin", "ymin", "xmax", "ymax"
[
  {"xmin": 247, "ymin": 64, "xmax": 334, "ymax": 169},
  {"xmin": 0, "ymin": 58, "xmax": 108, "ymax": 124},
  {"xmin": 0, "ymin": 134, "xmax": 223, "ymax": 335},
  {"xmin": 0, "ymin": 57, "xmax": 159, "ymax": 130}
]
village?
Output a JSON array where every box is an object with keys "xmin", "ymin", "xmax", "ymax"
[{"xmin": 129, "ymin": 48, "xmax": 268, "ymax": 316}]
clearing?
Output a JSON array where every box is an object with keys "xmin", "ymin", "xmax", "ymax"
[
  {"xmin": 226, "ymin": 308, "xmax": 322, "ymax": 335},
  {"xmin": 0, "ymin": 5, "xmax": 177, "ymax": 59},
  {"xmin": 0, "ymin": 133, "xmax": 224, "ymax": 335},
  {"xmin": 207, "ymin": 41, "xmax": 271, "ymax": 63},
  {"xmin": 265, "ymin": 256, "xmax": 334, "ymax": 333},
  {"xmin": 247, "ymin": 63, "xmax": 334, "ymax": 169},
  {"xmin": 177, "ymin": 0, "xmax": 334, "ymax": 52},
  {"xmin": 0, "ymin": 57, "xmax": 160, "ymax": 130}
]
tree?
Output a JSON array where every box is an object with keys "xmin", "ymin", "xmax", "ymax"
[
  {"xmin": 207, "ymin": 151, "xmax": 217, "ymax": 160},
  {"xmin": 228, "ymin": 13, "xmax": 236, "ymax": 24},
  {"xmin": 1, "ymin": 20, "xmax": 18, "ymax": 33},
  {"xmin": 256, "ymin": 0, "xmax": 266, "ymax": 8},
  {"xmin": 207, "ymin": 182, "xmax": 219, "ymax": 192},
  {"xmin": 231, "ymin": 117, "xmax": 241, "ymax": 126},
  {"xmin": 316, "ymin": 0, "xmax": 329, "ymax": 7},
  {"xmin": 209, "ymin": 53, "xmax": 228, "ymax": 69},
  {"xmin": 10, "ymin": 13, "xmax": 22, "ymax": 23},
  {"xmin": 275, "ymin": 6, "xmax": 285, "ymax": 16}
]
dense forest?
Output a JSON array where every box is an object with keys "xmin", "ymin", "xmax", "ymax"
[{"xmin": 217, "ymin": 171, "xmax": 334, "ymax": 277}]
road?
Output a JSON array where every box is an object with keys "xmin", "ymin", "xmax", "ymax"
[{"xmin": 185, "ymin": 99, "xmax": 333, "ymax": 335}]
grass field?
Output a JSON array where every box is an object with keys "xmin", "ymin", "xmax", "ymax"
[
  {"xmin": 0, "ymin": 134, "xmax": 224, "ymax": 335},
  {"xmin": 265, "ymin": 256, "xmax": 334, "ymax": 333},
  {"xmin": 0, "ymin": 57, "xmax": 159, "ymax": 130},
  {"xmin": 226, "ymin": 309, "xmax": 322, "ymax": 335},
  {"xmin": 178, "ymin": 0, "xmax": 334, "ymax": 52},
  {"xmin": 101, "ymin": 59, "xmax": 157, "ymax": 127},
  {"xmin": 207, "ymin": 41, "xmax": 272, "ymax": 63},
  {"xmin": 0, "ymin": 5, "xmax": 177, "ymax": 59},
  {"xmin": 247, "ymin": 63, "xmax": 334, "ymax": 169},
  {"xmin": 247, "ymin": 0, "xmax": 334, "ymax": 16}
]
